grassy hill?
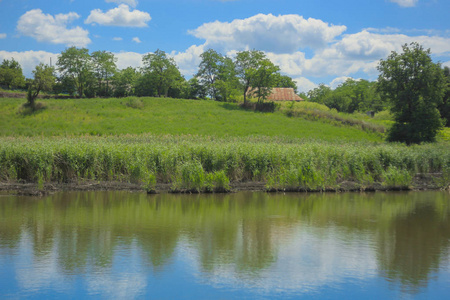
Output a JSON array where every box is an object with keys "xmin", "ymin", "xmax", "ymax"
[
  {"xmin": 1, "ymin": 96, "xmax": 448, "ymax": 192},
  {"xmin": 0, "ymin": 97, "xmax": 383, "ymax": 142}
]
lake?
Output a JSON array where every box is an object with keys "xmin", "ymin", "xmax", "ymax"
[{"xmin": 1, "ymin": 191, "xmax": 449, "ymax": 299}]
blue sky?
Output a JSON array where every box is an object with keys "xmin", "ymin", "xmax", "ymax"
[{"xmin": 0, "ymin": 0, "xmax": 449, "ymax": 92}]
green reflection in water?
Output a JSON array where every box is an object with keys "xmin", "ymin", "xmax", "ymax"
[{"xmin": 0, "ymin": 191, "xmax": 449, "ymax": 292}]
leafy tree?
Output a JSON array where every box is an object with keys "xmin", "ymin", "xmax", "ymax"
[
  {"xmin": 214, "ymin": 57, "xmax": 240, "ymax": 102},
  {"xmin": 57, "ymin": 47, "xmax": 93, "ymax": 97},
  {"xmin": 0, "ymin": 58, "xmax": 25, "ymax": 89},
  {"xmin": 307, "ymin": 84, "xmax": 332, "ymax": 105},
  {"xmin": 438, "ymin": 66, "xmax": 450, "ymax": 127},
  {"xmin": 27, "ymin": 63, "xmax": 55, "ymax": 109},
  {"xmin": 274, "ymin": 74, "xmax": 298, "ymax": 93},
  {"xmin": 377, "ymin": 43, "xmax": 445, "ymax": 144},
  {"xmin": 141, "ymin": 49, "xmax": 181, "ymax": 97},
  {"xmin": 184, "ymin": 77, "xmax": 207, "ymax": 99},
  {"xmin": 111, "ymin": 67, "xmax": 139, "ymax": 97},
  {"xmin": 196, "ymin": 49, "xmax": 223, "ymax": 100},
  {"xmin": 235, "ymin": 50, "xmax": 266, "ymax": 104},
  {"xmin": 250, "ymin": 59, "xmax": 280, "ymax": 103},
  {"xmin": 91, "ymin": 50, "xmax": 117, "ymax": 97}
]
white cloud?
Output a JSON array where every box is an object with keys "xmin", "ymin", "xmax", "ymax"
[
  {"xmin": 171, "ymin": 44, "xmax": 206, "ymax": 77},
  {"xmin": 114, "ymin": 51, "xmax": 144, "ymax": 70},
  {"xmin": 0, "ymin": 50, "xmax": 58, "ymax": 78},
  {"xmin": 390, "ymin": 0, "xmax": 418, "ymax": 7},
  {"xmin": 112, "ymin": 37, "xmax": 123, "ymax": 41},
  {"xmin": 85, "ymin": 4, "xmax": 151, "ymax": 27},
  {"xmin": 16, "ymin": 9, "xmax": 91, "ymax": 47},
  {"xmin": 0, "ymin": 33, "xmax": 6, "ymax": 39},
  {"xmin": 188, "ymin": 13, "xmax": 346, "ymax": 53},
  {"xmin": 132, "ymin": 37, "xmax": 141, "ymax": 43},
  {"xmin": 294, "ymin": 77, "xmax": 318, "ymax": 94},
  {"xmin": 105, "ymin": 0, "xmax": 138, "ymax": 8}
]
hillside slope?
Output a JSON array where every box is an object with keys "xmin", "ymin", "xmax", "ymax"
[{"xmin": 0, "ymin": 97, "xmax": 382, "ymax": 142}]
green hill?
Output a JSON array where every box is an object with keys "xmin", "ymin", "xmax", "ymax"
[{"xmin": 0, "ymin": 97, "xmax": 382, "ymax": 142}]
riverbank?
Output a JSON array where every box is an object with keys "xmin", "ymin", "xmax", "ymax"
[{"xmin": 1, "ymin": 172, "xmax": 447, "ymax": 196}]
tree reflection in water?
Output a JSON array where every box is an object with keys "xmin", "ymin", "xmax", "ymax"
[{"xmin": 0, "ymin": 191, "xmax": 449, "ymax": 296}]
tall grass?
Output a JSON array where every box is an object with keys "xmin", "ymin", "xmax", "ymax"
[{"xmin": 1, "ymin": 135, "xmax": 448, "ymax": 191}]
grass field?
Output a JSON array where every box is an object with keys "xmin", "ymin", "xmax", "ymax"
[{"xmin": 0, "ymin": 97, "xmax": 383, "ymax": 142}]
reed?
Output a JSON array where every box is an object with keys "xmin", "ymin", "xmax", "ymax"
[{"xmin": 1, "ymin": 135, "xmax": 448, "ymax": 191}]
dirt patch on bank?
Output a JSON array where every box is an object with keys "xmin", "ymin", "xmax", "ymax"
[{"xmin": 0, "ymin": 173, "xmax": 448, "ymax": 196}]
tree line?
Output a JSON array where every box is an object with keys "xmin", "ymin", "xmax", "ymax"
[{"xmin": 0, "ymin": 47, "xmax": 297, "ymax": 103}]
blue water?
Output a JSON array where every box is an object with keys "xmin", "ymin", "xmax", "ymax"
[{"xmin": 1, "ymin": 191, "xmax": 449, "ymax": 299}]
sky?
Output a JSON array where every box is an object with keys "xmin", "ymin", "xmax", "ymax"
[{"xmin": 0, "ymin": 0, "xmax": 449, "ymax": 93}]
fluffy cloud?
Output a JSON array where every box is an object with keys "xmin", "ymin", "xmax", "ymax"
[
  {"xmin": 0, "ymin": 33, "xmax": 6, "ymax": 39},
  {"xmin": 112, "ymin": 37, "xmax": 123, "ymax": 41},
  {"xmin": 16, "ymin": 9, "xmax": 91, "ymax": 47},
  {"xmin": 293, "ymin": 77, "xmax": 317, "ymax": 94},
  {"xmin": 105, "ymin": 0, "xmax": 138, "ymax": 8},
  {"xmin": 171, "ymin": 45, "xmax": 206, "ymax": 76},
  {"xmin": 114, "ymin": 51, "xmax": 144, "ymax": 70},
  {"xmin": 189, "ymin": 13, "xmax": 346, "ymax": 53},
  {"xmin": 390, "ymin": 0, "xmax": 418, "ymax": 7},
  {"xmin": 85, "ymin": 4, "xmax": 151, "ymax": 27}
]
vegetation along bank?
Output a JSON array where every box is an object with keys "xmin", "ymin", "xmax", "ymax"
[{"xmin": 0, "ymin": 135, "xmax": 449, "ymax": 195}]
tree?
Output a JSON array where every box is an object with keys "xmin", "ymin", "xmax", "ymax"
[
  {"xmin": 235, "ymin": 50, "xmax": 265, "ymax": 104},
  {"xmin": 57, "ymin": 47, "xmax": 93, "ymax": 97},
  {"xmin": 377, "ymin": 43, "xmax": 445, "ymax": 144},
  {"xmin": 307, "ymin": 84, "xmax": 332, "ymax": 105},
  {"xmin": 0, "ymin": 58, "xmax": 25, "ymax": 89},
  {"xmin": 196, "ymin": 49, "xmax": 223, "ymax": 100},
  {"xmin": 213, "ymin": 57, "xmax": 240, "ymax": 102},
  {"xmin": 274, "ymin": 74, "xmax": 298, "ymax": 93},
  {"xmin": 438, "ymin": 66, "xmax": 450, "ymax": 127},
  {"xmin": 91, "ymin": 50, "xmax": 117, "ymax": 97},
  {"xmin": 27, "ymin": 63, "xmax": 55, "ymax": 109},
  {"xmin": 111, "ymin": 67, "xmax": 139, "ymax": 97},
  {"xmin": 141, "ymin": 49, "xmax": 181, "ymax": 97},
  {"xmin": 250, "ymin": 59, "xmax": 280, "ymax": 103}
]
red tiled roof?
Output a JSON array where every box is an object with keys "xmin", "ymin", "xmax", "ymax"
[{"xmin": 267, "ymin": 88, "xmax": 304, "ymax": 101}]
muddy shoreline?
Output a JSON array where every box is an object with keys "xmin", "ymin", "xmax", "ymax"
[{"xmin": 1, "ymin": 173, "xmax": 447, "ymax": 196}]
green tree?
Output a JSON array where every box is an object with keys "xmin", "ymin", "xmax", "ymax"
[
  {"xmin": 274, "ymin": 74, "xmax": 298, "ymax": 93},
  {"xmin": 0, "ymin": 58, "xmax": 25, "ymax": 89},
  {"xmin": 184, "ymin": 77, "xmax": 207, "ymax": 99},
  {"xmin": 307, "ymin": 84, "xmax": 332, "ymax": 105},
  {"xmin": 91, "ymin": 50, "xmax": 117, "ymax": 97},
  {"xmin": 57, "ymin": 47, "xmax": 93, "ymax": 97},
  {"xmin": 214, "ymin": 57, "xmax": 240, "ymax": 102},
  {"xmin": 377, "ymin": 43, "xmax": 445, "ymax": 144},
  {"xmin": 250, "ymin": 59, "xmax": 280, "ymax": 103},
  {"xmin": 141, "ymin": 49, "xmax": 181, "ymax": 97},
  {"xmin": 235, "ymin": 50, "xmax": 265, "ymax": 104},
  {"xmin": 196, "ymin": 49, "xmax": 223, "ymax": 100},
  {"xmin": 27, "ymin": 63, "xmax": 55, "ymax": 109},
  {"xmin": 438, "ymin": 66, "xmax": 450, "ymax": 127},
  {"xmin": 111, "ymin": 67, "xmax": 139, "ymax": 97}
]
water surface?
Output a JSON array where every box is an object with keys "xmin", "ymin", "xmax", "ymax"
[{"xmin": 1, "ymin": 191, "xmax": 449, "ymax": 299}]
